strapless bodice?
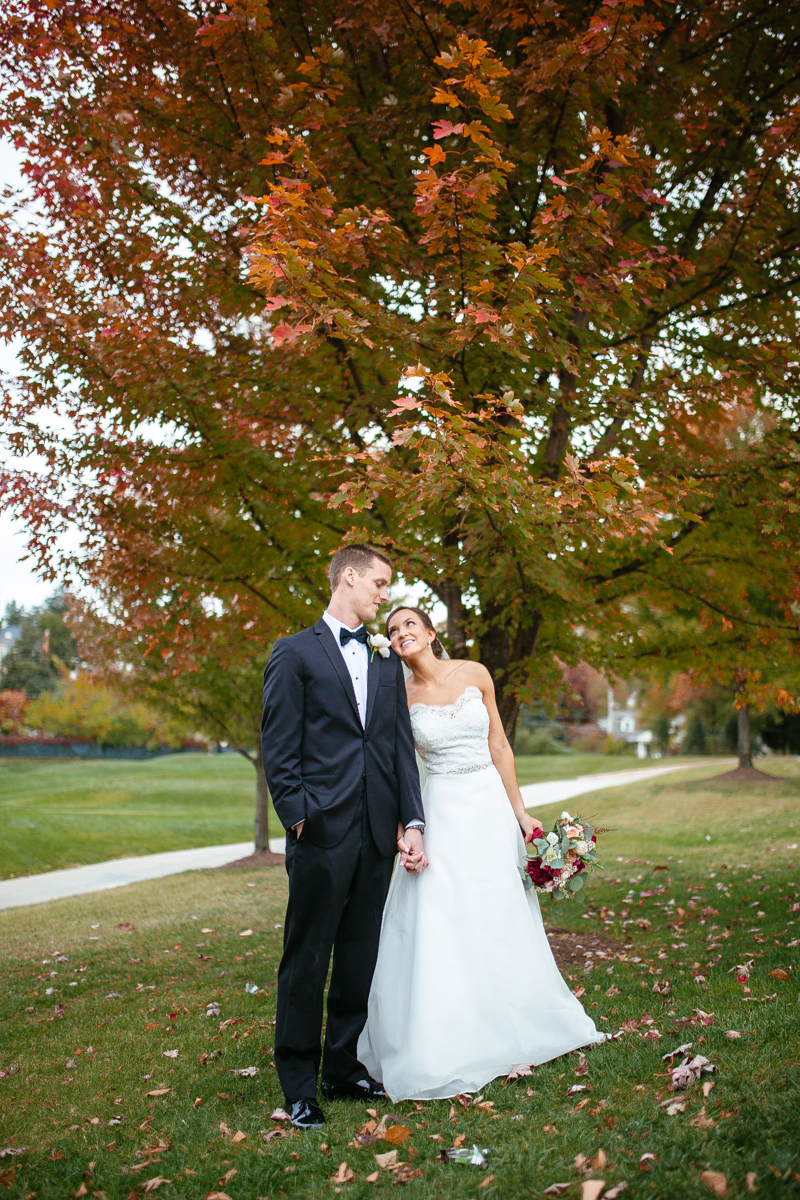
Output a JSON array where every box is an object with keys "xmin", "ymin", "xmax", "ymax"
[{"xmin": 409, "ymin": 685, "xmax": 493, "ymax": 776}]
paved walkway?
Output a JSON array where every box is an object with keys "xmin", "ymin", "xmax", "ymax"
[
  {"xmin": 518, "ymin": 758, "xmax": 732, "ymax": 808},
  {"xmin": 0, "ymin": 759, "xmax": 731, "ymax": 911}
]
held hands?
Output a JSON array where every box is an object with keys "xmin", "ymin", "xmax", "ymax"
[
  {"xmin": 398, "ymin": 826, "xmax": 428, "ymax": 873},
  {"xmin": 520, "ymin": 812, "xmax": 544, "ymax": 845}
]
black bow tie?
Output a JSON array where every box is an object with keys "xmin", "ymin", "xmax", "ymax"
[{"xmin": 339, "ymin": 626, "xmax": 368, "ymax": 647}]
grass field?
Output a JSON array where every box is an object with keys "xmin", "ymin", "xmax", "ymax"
[
  {"xmin": 0, "ymin": 752, "xmax": 704, "ymax": 880},
  {"xmin": 0, "ymin": 763, "xmax": 798, "ymax": 1199},
  {"xmin": 513, "ymin": 753, "xmax": 710, "ymax": 788},
  {"xmin": 0, "ymin": 755, "xmax": 280, "ymax": 879}
]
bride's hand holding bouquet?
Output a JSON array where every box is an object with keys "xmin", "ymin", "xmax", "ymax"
[{"xmin": 519, "ymin": 811, "xmax": 544, "ymax": 844}]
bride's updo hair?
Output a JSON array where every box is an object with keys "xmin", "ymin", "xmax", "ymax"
[{"xmin": 385, "ymin": 606, "xmax": 446, "ymax": 660}]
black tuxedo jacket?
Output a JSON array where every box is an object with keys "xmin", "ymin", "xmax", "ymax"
[{"xmin": 261, "ymin": 618, "xmax": 424, "ymax": 857}]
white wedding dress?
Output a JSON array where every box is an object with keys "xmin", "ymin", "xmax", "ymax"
[{"xmin": 357, "ymin": 685, "xmax": 605, "ymax": 1101}]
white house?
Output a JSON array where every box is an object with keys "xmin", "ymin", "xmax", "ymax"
[{"xmin": 597, "ymin": 687, "xmax": 653, "ymax": 758}]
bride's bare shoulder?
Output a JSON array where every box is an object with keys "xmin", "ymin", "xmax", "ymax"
[{"xmin": 447, "ymin": 660, "xmax": 492, "ymax": 689}]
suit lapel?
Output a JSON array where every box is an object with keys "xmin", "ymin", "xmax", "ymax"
[
  {"xmin": 314, "ymin": 618, "xmax": 361, "ymax": 724},
  {"xmin": 365, "ymin": 649, "xmax": 381, "ymax": 729}
]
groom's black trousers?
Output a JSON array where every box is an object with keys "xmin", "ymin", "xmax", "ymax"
[{"xmin": 274, "ymin": 799, "xmax": 394, "ymax": 1104}]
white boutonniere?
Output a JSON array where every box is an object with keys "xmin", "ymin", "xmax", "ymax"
[{"xmin": 368, "ymin": 633, "xmax": 391, "ymax": 661}]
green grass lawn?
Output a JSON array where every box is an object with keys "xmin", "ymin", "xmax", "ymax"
[
  {"xmin": 0, "ymin": 755, "xmax": 282, "ymax": 879},
  {"xmin": 0, "ymin": 765, "xmax": 798, "ymax": 1198}
]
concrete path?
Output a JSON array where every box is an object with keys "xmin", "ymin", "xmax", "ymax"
[
  {"xmin": 0, "ymin": 759, "xmax": 732, "ymax": 911},
  {"xmin": 0, "ymin": 842, "xmax": 256, "ymax": 912},
  {"xmin": 518, "ymin": 758, "xmax": 733, "ymax": 809}
]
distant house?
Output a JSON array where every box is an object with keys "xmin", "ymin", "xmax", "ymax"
[
  {"xmin": 0, "ymin": 625, "xmax": 21, "ymax": 665},
  {"xmin": 597, "ymin": 687, "xmax": 653, "ymax": 758}
]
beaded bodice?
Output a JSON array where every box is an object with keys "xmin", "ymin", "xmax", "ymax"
[{"xmin": 409, "ymin": 685, "xmax": 493, "ymax": 776}]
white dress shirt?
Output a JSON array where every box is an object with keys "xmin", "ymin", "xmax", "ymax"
[
  {"xmin": 320, "ymin": 611, "xmax": 424, "ymax": 835},
  {"xmin": 322, "ymin": 610, "xmax": 369, "ymax": 727}
]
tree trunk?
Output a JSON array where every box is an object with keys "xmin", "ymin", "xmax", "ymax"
[
  {"xmin": 479, "ymin": 606, "xmax": 543, "ymax": 745},
  {"xmin": 439, "ymin": 577, "xmax": 469, "ymax": 658},
  {"xmin": 253, "ymin": 742, "xmax": 271, "ymax": 852},
  {"xmin": 737, "ymin": 703, "xmax": 752, "ymax": 770}
]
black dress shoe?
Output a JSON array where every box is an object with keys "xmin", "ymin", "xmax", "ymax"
[
  {"xmin": 289, "ymin": 1097, "xmax": 326, "ymax": 1129},
  {"xmin": 321, "ymin": 1076, "xmax": 387, "ymax": 1101}
]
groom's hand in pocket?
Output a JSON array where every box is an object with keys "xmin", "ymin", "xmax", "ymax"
[
  {"xmin": 398, "ymin": 827, "xmax": 427, "ymax": 873},
  {"xmin": 293, "ymin": 821, "xmax": 305, "ymax": 839}
]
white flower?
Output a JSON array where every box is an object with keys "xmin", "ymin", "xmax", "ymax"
[
  {"xmin": 560, "ymin": 811, "xmax": 573, "ymax": 821},
  {"xmin": 574, "ymin": 839, "xmax": 590, "ymax": 856},
  {"xmin": 546, "ymin": 832, "xmax": 559, "ymax": 845},
  {"xmin": 368, "ymin": 633, "xmax": 391, "ymax": 659}
]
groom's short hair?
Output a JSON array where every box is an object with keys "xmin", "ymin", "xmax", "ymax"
[{"xmin": 329, "ymin": 543, "xmax": 393, "ymax": 592}]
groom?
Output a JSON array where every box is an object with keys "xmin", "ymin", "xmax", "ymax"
[{"xmin": 261, "ymin": 543, "xmax": 426, "ymax": 1129}]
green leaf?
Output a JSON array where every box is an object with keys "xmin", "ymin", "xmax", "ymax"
[{"xmin": 568, "ymin": 875, "xmax": 583, "ymax": 891}]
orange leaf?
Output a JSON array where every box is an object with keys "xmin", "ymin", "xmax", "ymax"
[{"xmin": 382, "ymin": 1125, "xmax": 411, "ymax": 1146}]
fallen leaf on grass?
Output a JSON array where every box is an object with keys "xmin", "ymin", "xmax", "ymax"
[
  {"xmin": 0, "ymin": 1149, "xmax": 25, "ymax": 1159},
  {"xmin": 145, "ymin": 1090, "xmax": 170, "ymax": 1098},
  {"xmin": 382, "ymin": 1124, "xmax": 411, "ymax": 1146},
  {"xmin": 230, "ymin": 1131, "xmax": 246, "ymax": 1144},
  {"xmin": 662, "ymin": 1043, "xmax": 692, "ymax": 1061},
  {"xmin": 542, "ymin": 1185, "xmax": 571, "ymax": 1197},
  {"xmin": 220, "ymin": 1169, "xmax": 237, "ymax": 1185},
  {"xmin": 238, "ymin": 929, "xmax": 253, "ymax": 937},
  {"xmin": 566, "ymin": 1084, "xmax": 588, "ymax": 1095},
  {"xmin": 504, "ymin": 1063, "xmax": 534, "ymax": 1082},
  {"xmin": 589, "ymin": 1100, "xmax": 610, "ymax": 1115},
  {"xmin": 725, "ymin": 1031, "xmax": 743, "ymax": 1039},
  {"xmin": 689, "ymin": 1106, "xmax": 716, "ymax": 1129},
  {"xmin": 331, "ymin": 1162, "xmax": 355, "ymax": 1184},
  {"xmin": 206, "ymin": 1193, "xmax": 232, "ymax": 1200},
  {"xmin": 182, "ymin": 1169, "xmax": 196, "ymax": 1176},
  {"xmin": 162, "ymin": 1050, "xmax": 178, "ymax": 1059},
  {"xmin": 640, "ymin": 1153, "xmax": 658, "ymax": 1170},
  {"xmin": 604, "ymin": 1185, "xmax": 628, "ymax": 1199},
  {"xmin": 231, "ymin": 1067, "xmax": 258, "ymax": 1077},
  {"xmin": 745, "ymin": 1172, "xmax": 758, "ymax": 1192},
  {"xmin": 591, "ymin": 1150, "xmax": 607, "ymax": 1170},
  {"xmin": 543, "ymin": 1123, "xmax": 559, "ymax": 1134},
  {"xmin": 74, "ymin": 1184, "xmax": 89, "ymax": 1198},
  {"xmin": 374, "ymin": 1151, "xmax": 398, "ymax": 1170},
  {"xmin": 478, "ymin": 1175, "xmax": 496, "ymax": 1189},
  {"xmin": 700, "ymin": 1170, "xmax": 727, "ymax": 1196},
  {"xmin": 670, "ymin": 1055, "xmax": 715, "ymax": 1090},
  {"xmin": 581, "ymin": 1181, "xmax": 605, "ymax": 1200},
  {"xmin": 701, "ymin": 1081, "xmax": 715, "ymax": 1099},
  {"xmin": 270, "ymin": 1107, "xmax": 291, "ymax": 1121},
  {"xmin": 661, "ymin": 1100, "xmax": 685, "ymax": 1116},
  {"xmin": 393, "ymin": 1164, "xmax": 423, "ymax": 1184},
  {"xmin": 142, "ymin": 1180, "xmax": 170, "ymax": 1193},
  {"xmin": 365, "ymin": 1171, "xmax": 380, "ymax": 1183},
  {"xmin": 428, "ymin": 1134, "xmax": 443, "ymax": 1142},
  {"xmin": 262, "ymin": 1129, "xmax": 289, "ymax": 1143},
  {"xmin": 768, "ymin": 969, "xmax": 789, "ymax": 981}
]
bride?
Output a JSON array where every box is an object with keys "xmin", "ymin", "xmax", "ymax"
[{"xmin": 357, "ymin": 606, "xmax": 606, "ymax": 1102}]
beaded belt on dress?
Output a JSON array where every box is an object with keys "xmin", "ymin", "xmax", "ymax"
[{"xmin": 426, "ymin": 761, "xmax": 493, "ymax": 776}]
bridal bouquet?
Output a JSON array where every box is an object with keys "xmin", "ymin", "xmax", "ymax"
[{"xmin": 523, "ymin": 811, "xmax": 600, "ymax": 900}]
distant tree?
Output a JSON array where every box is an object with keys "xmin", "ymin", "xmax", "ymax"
[
  {"xmin": 0, "ymin": 594, "xmax": 77, "ymax": 698},
  {"xmin": 27, "ymin": 673, "xmax": 186, "ymax": 748},
  {"xmin": 651, "ymin": 713, "xmax": 671, "ymax": 756},
  {"xmin": 682, "ymin": 713, "xmax": 708, "ymax": 757},
  {"xmin": 3, "ymin": 601, "xmax": 24, "ymax": 627},
  {"xmin": 0, "ymin": 689, "xmax": 28, "ymax": 734},
  {"xmin": 761, "ymin": 710, "xmax": 800, "ymax": 755}
]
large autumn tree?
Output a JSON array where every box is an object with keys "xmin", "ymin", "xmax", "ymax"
[{"xmin": 1, "ymin": 0, "xmax": 800, "ymax": 739}]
